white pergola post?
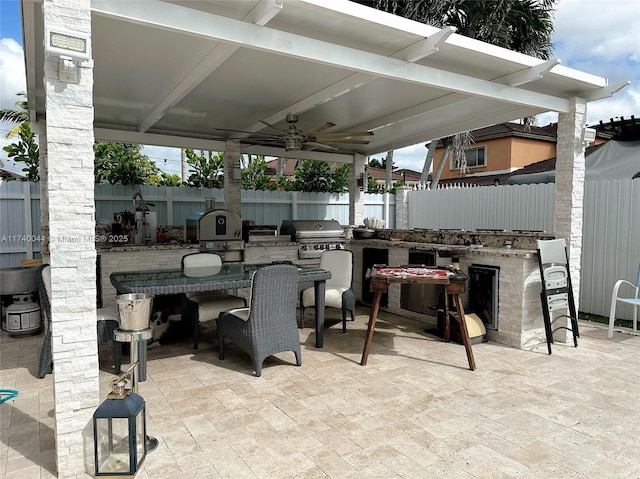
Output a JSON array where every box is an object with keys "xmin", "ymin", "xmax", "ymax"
[
  {"xmin": 349, "ymin": 153, "xmax": 366, "ymax": 226},
  {"xmin": 554, "ymin": 96, "xmax": 587, "ymax": 331},
  {"xmin": 43, "ymin": 0, "xmax": 99, "ymax": 476},
  {"xmin": 224, "ymin": 139, "xmax": 242, "ymax": 216}
]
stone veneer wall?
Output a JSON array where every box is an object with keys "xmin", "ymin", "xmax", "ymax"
[{"xmin": 98, "ymin": 245, "xmax": 198, "ymax": 306}]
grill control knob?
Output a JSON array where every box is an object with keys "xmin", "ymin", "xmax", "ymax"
[{"xmin": 223, "ymin": 242, "xmax": 231, "ymax": 250}]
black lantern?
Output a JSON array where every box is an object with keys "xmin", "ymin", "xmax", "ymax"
[{"xmin": 93, "ymin": 370, "xmax": 146, "ymax": 476}]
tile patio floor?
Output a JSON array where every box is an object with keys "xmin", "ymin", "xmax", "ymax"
[{"xmin": 2, "ymin": 307, "xmax": 639, "ymax": 479}]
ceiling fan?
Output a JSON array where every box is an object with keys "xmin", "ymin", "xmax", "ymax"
[{"xmin": 212, "ymin": 113, "xmax": 373, "ymax": 151}]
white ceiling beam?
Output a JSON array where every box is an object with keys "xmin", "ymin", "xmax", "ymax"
[
  {"xmin": 582, "ymin": 81, "xmax": 630, "ymax": 102},
  {"xmin": 397, "ymin": 26, "xmax": 457, "ymax": 62},
  {"xmin": 136, "ymin": 0, "xmax": 283, "ymax": 133},
  {"xmin": 248, "ymin": 0, "xmax": 284, "ymax": 25},
  {"xmin": 94, "ymin": 127, "xmax": 354, "ymax": 162},
  {"xmin": 241, "ymin": 28, "xmax": 455, "ymax": 132},
  {"xmin": 20, "ymin": 0, "xmax": 38, "ymax": 123},
  {"xmin": 240, "ymin": 72, "xmax": 375, "ymax": 134},
  {"xmin": 91, "ymin": 0, "xmax": 571, "ymax": 113},
  {"xmin": 352, "ymin": 93, "xmax": 475, "ymax": 134},
  {"xmin": 95, "ymin": 128, "xmax": 227, "ymax": 151},
  {"xmin": 366, "ymin": 106, "xmax": 545, "ymax": 153},
  {"xmin": 496, "ymin": 59, "xmax": 561, "ymax": 87}
]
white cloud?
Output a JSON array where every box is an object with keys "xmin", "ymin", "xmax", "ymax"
[
  {"xmin": 0, "ymin": 38, "xmax": 27, "ymax": 173},
  {"xmin": 0, "ymin": 38, "xmax": 26, "ymax": 109},
  {"xmin": 553, "ymin": 0, "xmax": 640, "ymax": 69}
]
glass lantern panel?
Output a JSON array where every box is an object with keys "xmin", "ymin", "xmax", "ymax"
[
  {"xmin": 95, "ymin": 417, "xmax": 131, "ymax": 474},
  {"xmin": 135, "ymin": 408, "xmax": 145, "ymax": 465}
]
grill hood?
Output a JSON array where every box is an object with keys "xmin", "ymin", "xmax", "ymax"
[{"xmin": 280, "ymin": 220, "xmax": 345, "ymax": 240}]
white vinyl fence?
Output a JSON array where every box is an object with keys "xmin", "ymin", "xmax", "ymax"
[
  {"xmin": 407, "ymin": 179, "xmax": 640, "ymax": 319},
  {"xmin": 0, "ymin": 182, "xmax": 395, "ymax": 266},
  {"xmin": 1, "ymin": 179, "xmax": 638, "ymax": 320}
]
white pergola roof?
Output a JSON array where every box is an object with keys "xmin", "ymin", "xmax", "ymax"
[{"xmin": 21, "ymin": 0, "xmax": 623, "ymax": 162}]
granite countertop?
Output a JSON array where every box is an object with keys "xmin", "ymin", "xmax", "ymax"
[
  {"xmin": 244, "ymin": 240, "xmax": 296, "ymax": 247},
  {"xmin": 346, "ymin": 238, "xmax": 536, "ymax": 257},
  {"xmin": 96, "ymin": 242, "xmax": 199, "ymax": 252}
]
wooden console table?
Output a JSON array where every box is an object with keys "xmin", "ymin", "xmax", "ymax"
[{"xmin": 361, "ymin": 266, "xmax": 476, "ymax": 371}]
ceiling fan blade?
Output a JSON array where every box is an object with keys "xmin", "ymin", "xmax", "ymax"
[
  {"xmin": 316, "ymin": 131, "xmax": 374, "ymax": 139},
  {"xmin": 259, "ymin": 120, "xmax": 288, "ymax": 134},
  {"xmin": 323, "ymin": 139, "xmax": 371, "ymax": 145},
  {"xmin": 211, "ymin": 127, "xmax": 280, "ymax": 138},
  {"xmin": 304, "ymin": 141, "xmax": 338, "ymax": 151},
  {"xmin": 300, "ymin": 122, "xmax": 336, "ymax": 136}
]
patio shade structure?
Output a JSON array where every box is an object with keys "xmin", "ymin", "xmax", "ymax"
[
  {"xmin": 19, "ymin": 1, "xmax": 627, "ymax": 476},
  {"xmin": 22, "ymin": 0, "xmax": 626, "ymax": 161}
]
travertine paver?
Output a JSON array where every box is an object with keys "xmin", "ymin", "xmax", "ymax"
[{"xmin": 1, "ymin": 307, "xmax": 639, "ymax": 479}]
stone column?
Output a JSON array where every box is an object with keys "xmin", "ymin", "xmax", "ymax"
[
  {"xmin": 395, "ymin": 186, "xmax": 411, "ymax": 230},
  {"xmin": 349, "ymin": 153, "xmax": 366, "ymax": 226},
  {"xmin": 555, "ymin": 97, "xmax": 587, "ymax": 323},
  {"xmin": 224, "ymin": 139, "xmax": 242, "ymax": 216},
  {"xmin": 43, "ymin": 0, "xmax": 98, "ymax": 476}
]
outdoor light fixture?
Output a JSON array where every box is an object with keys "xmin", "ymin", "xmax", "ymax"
[
  {"xmin": 584, "ymin": 127, "xmax": 596, "ymax": 144},
  {"xmin": 45, "ymin": 28, "xmax": 91, "ymax": 83},
  {"xmin": 45, "ymin": 28, "xmax": 91, "ymax": 61},
  {"xmin": 93, "ymin": 365, "xmax": 146, "ymax": 476}
]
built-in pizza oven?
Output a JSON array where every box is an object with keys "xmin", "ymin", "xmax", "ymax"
[
  {"xmin": 186, "ymin": 199, "xmax": 243, "ymax": 262},
  {"xmin": 280, "ymin": 220, "xmax": 346, "ymax": 260}
]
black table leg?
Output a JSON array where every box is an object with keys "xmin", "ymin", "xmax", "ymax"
[{"xmin": 314, "ymin": 280, "xmax": 326, "ymax": 348}]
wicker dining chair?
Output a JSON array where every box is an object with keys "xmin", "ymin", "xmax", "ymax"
[
  {"xmin": 37, "ymin": 264, "xmax": 122, "ymax": 378},
  {"xmin": 217, "ymin": 264, "xmax": 301, "ymax": 377}
]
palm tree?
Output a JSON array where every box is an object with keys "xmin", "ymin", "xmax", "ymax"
[
  {"xmin": 0, "ymin": 92, "xmax": 29, "ymax": 139},
  {"xmin": 355, "ymin": 0, "xmax": 557, "ymax": 188}
]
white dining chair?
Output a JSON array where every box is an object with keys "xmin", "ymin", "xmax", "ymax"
[
  {"xmin": 299, "ymin": 249, "xmax": 355, "ymax": 333},
  {"xmin": 181, "ymin": 253, "xmax": 246, "ymax": 349},
  {"xmin": 608, "ymin": 263, "xmax": 640, "ymax": 338}
]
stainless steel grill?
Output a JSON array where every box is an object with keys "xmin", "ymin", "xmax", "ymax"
[
  {"xmin": 186, "ymin": 201, "xmax": 244, "ymax": 262},
  {"xmin": 280, "ymin": 220, "xmax": 346, "ymax": 260}
]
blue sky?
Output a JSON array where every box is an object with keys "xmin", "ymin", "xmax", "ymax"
[{"xmin": 1, "ymin": 0, "xmax": 639, "ymax": 175}]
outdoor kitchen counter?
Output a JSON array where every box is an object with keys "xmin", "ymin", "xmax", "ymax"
[
  {"xmin": 347, "ymin": 239, "xmax": 549, "ymax": 351},
  {"xmin": 97, "ymin": 244, "xmax": 200, "ymax": 308}
]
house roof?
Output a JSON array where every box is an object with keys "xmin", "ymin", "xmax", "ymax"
[
  {"xmin": 21, "ymin": 1, "xmax": 623, "ymax": 163},
  {"xmin": 469, "ymin": 122, "xmax": 558, "ymax": 143}
]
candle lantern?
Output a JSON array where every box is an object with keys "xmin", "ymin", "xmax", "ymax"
[{"xmin": 93, "ymin": 367, "xmax": 146, "ymax": 476}]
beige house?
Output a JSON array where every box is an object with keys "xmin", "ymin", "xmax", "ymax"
[{"xmin": 432, "ymin": 122, "xmax": 609, "ymax": 186}]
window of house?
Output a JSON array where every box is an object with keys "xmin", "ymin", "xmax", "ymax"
[{"xmin": 451, "ymin": 146, "xmax": 486, "ymax": 170}]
